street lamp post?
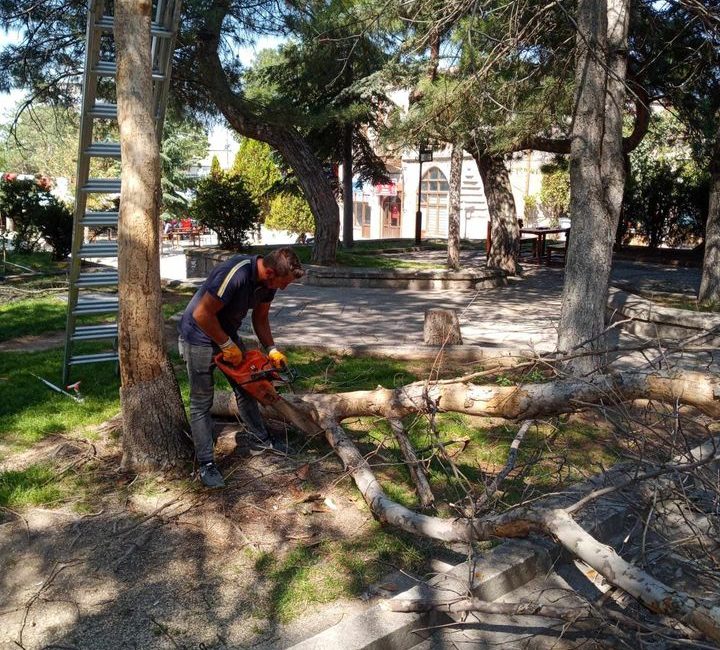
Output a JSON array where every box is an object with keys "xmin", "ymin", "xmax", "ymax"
[{"xmin": 415, "ymin": 143, "xmax": 433, "ymax": 246}]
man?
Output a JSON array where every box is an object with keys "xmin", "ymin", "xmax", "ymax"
[{"xmin": 179, "ymin": 247, "xmax": 304, "ymax": 488}]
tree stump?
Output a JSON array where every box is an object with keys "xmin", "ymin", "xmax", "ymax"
[{"xmin": 424, "ymin": 308, "xmax": 463, "ymax": 345}]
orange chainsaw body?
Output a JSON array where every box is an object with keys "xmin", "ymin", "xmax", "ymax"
[{"xmin": 213, "ymin": 349, "xmax": 281, "ymax": 404}]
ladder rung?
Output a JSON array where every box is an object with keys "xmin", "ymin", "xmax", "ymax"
[
  {"xmin": 88, "ymin": 102, "xmax": 117, "ymax": 119},
  {"xmin": 85, "ymin": 142, "xmax": 121, "ymax": 158},
  {"xmin": 68, "ymin": 352, "xmax": 119, "ymax": 366},
  {"xmin": 78, "ymin": 242, "xmax": 118, "ymax": 257},
  {"xmin": 74, "ymin": 297, "xmax": 118, "ymax": 315},
  {"xmin": 95, "ymin": 15, "xmax": 174, "ymax": 38},
  {"xmin": 83, "ymin": 211, "xmax": 119, "ymax": 227},
  {"xmin": 72, "ymin": 324, "xmax": 118, "ymax": 341},
  {"xmin": 93, "ymin": 60, "xmax": 166, "ymax": 80},
  {"xmin": 82, "ymin": 178, "xmax": 121, "ymax": 193},
  {"xmin": 76, "ymin": 270, "xmax": 118, "ymax": 287}
]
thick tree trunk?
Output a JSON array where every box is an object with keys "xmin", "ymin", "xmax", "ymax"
[
  {"xmin": 115, "ymin": 0, "xmax": 189, "ymax": 471},
  {"xmin": 558, "ymin": 0, "xmax": 630, "ymax": 374},
  {"xmin": 699, "ymin": 135, "xmax": 720, "ymax": 303},
  {"xmin": 447, "ymin": 143, "xmax": 462, "ymax": 270},
  {"xmin": 342, "ymin": 123, "xmax": 354, "ymax": 249},
  {"xmin": 214, "ymin": 371, "xmax": 720, "ymax": 430},
  {"xmin": 196, "ymin": 1, "xmax": 339, "ymax": 265},
  {"xmin": 472, "ymin": 151, "xmax": 519, "ymax": 274}
]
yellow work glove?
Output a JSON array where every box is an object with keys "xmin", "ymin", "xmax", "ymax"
[
  {"xmin": 268, "ymin": 347, "xmax": 288, "ymax": 369},
  {"xmin": 219, "ymin": 339, "xmax": 243, "ymax": 366}
]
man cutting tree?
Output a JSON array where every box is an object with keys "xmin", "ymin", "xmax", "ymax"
[{"xmin": 179, "ymin": 247, "xmax": 304, "ymax": 488}]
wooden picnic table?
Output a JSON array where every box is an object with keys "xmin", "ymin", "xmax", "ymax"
[
  {"xmin": 164, "ymin": 227, "xmax": 203, "ymax": 248},
  {"xmin": 520, "ymin": 227, "xmax": 570, "ymax": 265}
]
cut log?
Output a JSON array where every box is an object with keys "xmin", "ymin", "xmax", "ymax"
[{"xmin": 423, "ymin": 308, "xmax": 462, "ymax": 346}]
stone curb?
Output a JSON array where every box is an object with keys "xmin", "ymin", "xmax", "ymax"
[
  {"xmin": 607, "ymin": 287, "xmax": 720, "ymax": 341},
  {"xmin": 286, "ymin": 435, "xmax": 715, "ymax": 650},
  {"xmin": 287, "ymin": 540, "xmax": 550, "ymax": 650}
]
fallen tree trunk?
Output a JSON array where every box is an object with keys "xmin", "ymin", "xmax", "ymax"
[
  {"xmin": 210, "ymin": 369, "xmax": 720, "ymax": 641},
  {"xmin": 213, "ymin": 371, "xmax": 720, "ymax": 422}
]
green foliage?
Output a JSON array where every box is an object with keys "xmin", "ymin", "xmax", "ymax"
[
  {"xmin": 243, "ymin": 3, "xmax": 390, "ymax": 184},
  {"xmin": 0, "ymin": 177, "xmax": 44, "ymax": 253},
  {"xmin": 210, "ymin": 155, "xmax": 222, "ymax": 177},
  {"xmin": 190, "ymin": 170, "xmax": 259, "ymax": 249},
  {"xmin": 265, "ymin": 193, "xmax": 315, "ymax": 238},
  {"xmin": 624, "ymin": 112, "xmax": 708, "ymax": 248},
  {"xmin": 160, "ymin": 115, "xmax": 209, "ymax": 220},
  {"xmin": 539, "ymin": 159, "xmax": 570, "ymax": 227},
  {"xmin": 0, "ymin": 176, "xmax": 72, "ymax": 258},
  {"xmin": 0, "ymin": 105, "xmax": 79, "ymax": 180},
  {"xmin": 230, "ymin": 138, "xmax": 282, "ymax": 215},
  {"xmin": 32, "ymin": 198, "xmax": 73, "ymax": 260}
]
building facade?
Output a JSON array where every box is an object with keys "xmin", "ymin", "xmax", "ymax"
[{"xmin": 341, "ymin": 147, "xmax": 551, "ymax": 242}]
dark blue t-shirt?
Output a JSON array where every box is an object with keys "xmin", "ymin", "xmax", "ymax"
[{"xmin": 179, "ymin": 255, "xmax": 276, "ymax": 346}]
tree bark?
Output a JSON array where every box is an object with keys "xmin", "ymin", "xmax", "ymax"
[
  {"xmin": 214, "ymin": 371, "xmax": 720, "ymax": 431},
  {"xmin": 423, "ymin": 308, "xmax": 462, "ymax": 346},
  {"xmin": 209, "ymin": 376, "xmax": 720, "ymax": 641},
  {"xmin": 115, "ymin": 0, "xmax": 189, "ymax": 471},
  {"xmin": 699, "ymin": 128, "xmax": 720, "ymax": 304},
  {"xmin": 447, "ymin": 143, "xmax": 462, "ymax": 270},
  {"xmin": 471, "ymin": 151, "xmax": 519, "ymax": 274},
  {"xmin": 342, "ymin": 123, "xmax": 354, "ymax": 249},
  {"xmin": 195, "ymin": 0, "xmax": 339, "ymax": 265},
  {"xmin": 558, "ymin": 0, "xmax": 630, "ymax": 374}
]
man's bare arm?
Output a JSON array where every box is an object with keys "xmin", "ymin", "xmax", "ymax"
[
  {"xmin": 192, "ymin": 292, "xmax": 233, "ymax": 346},
  {"xmin": 252, "ymin": 302, "xmax": 274, "ymax": 350}
]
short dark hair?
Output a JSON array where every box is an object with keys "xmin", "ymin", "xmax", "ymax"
[{"xmin": 263, "ymin": 247, "xmax": 305, "ymax": 279}]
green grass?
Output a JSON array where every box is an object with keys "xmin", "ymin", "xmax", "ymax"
[
  {"xmin": 0, "ymin": 347, "xmax": 123, "ymax": 447},
  {"xmin": 1, "ymin": 251, "xmax": 66, "ymax": 275},
  {"xmin": 0, "ymin": 296, "xmax": 69, "ymax": 342},
  {"xmin": 343, "ymin": 410, "xmax": 620, "ymax": 514},
  {"xmin": 0, "ymin": 463, "xmax": 68, "ymax": 508},
  {"xmin": 286, "ymin": 348, "xmax": 419, "ymax": 393},
  {"xmin": 648, "ymin": 294, "xmax": 720, "ymax": 313},
  {"xmin": 0, "ymin": 289, "xmax": 190, "ymax": 343},
  {"xmin": 253, "ymin": 523, "xmax": 429, "ymax": 622}
]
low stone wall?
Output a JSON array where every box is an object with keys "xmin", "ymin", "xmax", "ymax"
[
  {"xmin": 607, "ymin": 287, "xmax": 720, "ymax": 342},
  {"xmin": 185, "ymin": 247, "xmax": 507, "ymax": 291}
]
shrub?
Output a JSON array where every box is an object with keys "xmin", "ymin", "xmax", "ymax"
[
  {"xmin": 265, "ymin": 193, "xmax": 315, "ymax": 241},
  {"xmin": 0, "ymin": 176, "xmax": 73, "ymax": 258},
  {"xmin": 190, "ymin": 169, "xmax": 259, "ymax": 249},
  {"xmin": 623, "ymin": 111, "xmax": 708, "ymax": 248},
  {"xmin": 0, "ymin": 177, "xmax": 44, "ymax": 253},
  {"xmin": 539, "ymin": 160, "xmax": 570, "ymax": 227},
  {"xmin": 36, "ymin": 199, "xmax": 74, "ymax": 260}
]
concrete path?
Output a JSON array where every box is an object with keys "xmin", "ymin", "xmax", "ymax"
[{"xmin": 257, "ymin": 260, "xmax": 702, "ymax": 355}]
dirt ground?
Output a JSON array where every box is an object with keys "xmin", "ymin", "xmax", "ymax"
[{"xmin": 0, "ymin": 424, "xmax": 412, "ymax": 650}]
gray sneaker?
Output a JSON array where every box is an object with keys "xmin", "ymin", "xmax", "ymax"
[{"xmin": 199, "ymin": 461, "xmax": 225, "ymax": 488}]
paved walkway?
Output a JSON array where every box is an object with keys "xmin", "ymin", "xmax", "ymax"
[{"xmin": 236, "ymin": 260, "xmax": 702, "ymax": 355}]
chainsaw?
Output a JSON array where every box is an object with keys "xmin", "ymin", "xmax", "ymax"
[{"xmin": 213, "ymin": 348, "xmax": 297, "ymax": 405}]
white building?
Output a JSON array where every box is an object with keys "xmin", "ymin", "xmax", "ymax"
[{"xmin": 340, "ymin": 147, "xmax": 551, "ymax": 242}]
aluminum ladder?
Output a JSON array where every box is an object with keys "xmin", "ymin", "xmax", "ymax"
[{"xmin": 62, "ymin": 0, "xmax": 181, "ymax": 385}]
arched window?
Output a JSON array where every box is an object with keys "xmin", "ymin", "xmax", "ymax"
[{"xmin": 421, "ymin": 167, "xmax": 449, "ymax": 237}]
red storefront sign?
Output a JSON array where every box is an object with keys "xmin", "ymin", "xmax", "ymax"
[{"xmin": 374, "ymin": 181, "xmax": 397, "ymax": 196}]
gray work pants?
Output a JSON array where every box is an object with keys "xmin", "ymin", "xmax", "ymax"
[{"xmin": 182, "ymin": 340, "xmax": 269, "ymax": 463}]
